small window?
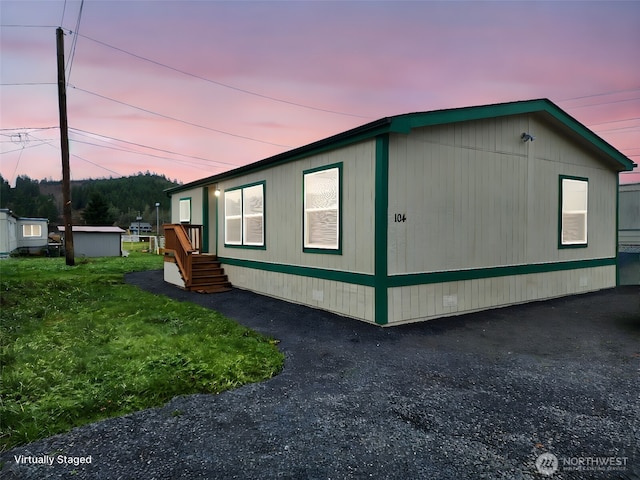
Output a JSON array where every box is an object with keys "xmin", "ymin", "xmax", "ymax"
[
  {"xmin": 22, "ymin": 224, "xmax": 41, "ymax": 237},
  {"xmin": 224, "ymin": 182, "xmax": 265, "ymax": 248},
  {"xmin": 303, "ymin": 164, "xmax": 341, "ymax": 252},
  {"xmin": 559, "ymin": 176, "xmax": 588, "ymax": 247},
  {"xmin": 179, "ymin": 198, "xmax": 191, "ymax": 223}
]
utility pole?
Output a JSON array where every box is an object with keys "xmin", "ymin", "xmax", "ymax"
[{"xmin": 56, "ymin": 27, "xmax": 74, "ymax": 266}]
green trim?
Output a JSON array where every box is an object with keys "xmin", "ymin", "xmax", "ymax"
[
  {"xmin": 201, "ymin": 187, "xmax": 209, "ymax": 253},
  {"xmin": 214, "ymin": 188, "xmax": 219, "ymax": 256},
  {"xmin": 223, "ymin": 180, "xmax": 266, "ymax": 250},
  {"xmin": 374, "ymin": 135, "xmax": 390, "ymax": 325},
  {"xmin": 387, "ymin": 257, "xmax": 616, "ymax": 288},
  {"xmin": 217, "ymin": 256, "xmax": 614, "ymax": 297},
  {"xmin": 616, "ymin": 176, "xmax": 620, "ymax": 286},
  {"xmin": 218, "ymin": 256, "xmax": 375, "ymax": 287},
  {"xmin": 558, "ymin": 175, "xmax": 589, "ymax": 249},
  {"xmin": 179, "ymin": 197, "xmax": 192, "ymax": 223},
  {"xmin": 302, "ymin": 162, "xmax": 343, "ymax": 254},
  {"xmin": 165, "ymin": 98, "xmax": 634, "ymax": 197}
]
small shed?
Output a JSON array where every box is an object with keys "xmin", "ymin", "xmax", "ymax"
[
  {"xmin": 0, "ymin": 209, "xmax": 49, "ymax": 256},
  {"xmin": 59, "ymin": 226, "xmax": 126, "ymax": 257},
  {"xmin": 164, "ymin": 99, "xmax": 635, "ymax": 326}
]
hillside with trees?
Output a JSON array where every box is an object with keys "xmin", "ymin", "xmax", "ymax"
[{"xmin": 0, "ymin": 172, "xmax": 180, "ymax": 231}]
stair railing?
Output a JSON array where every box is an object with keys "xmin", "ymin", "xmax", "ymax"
[{"xmin": 163, "ymin": 223, "xmax": 203, "ymax": 288}]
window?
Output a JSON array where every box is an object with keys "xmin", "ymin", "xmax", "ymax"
[
  {"xmin": 179, "ymin": 198, "xmax": 191, "ymax": 223},
  {"xmin": 224, "ymin": 182, "xmax": 264, "ymax": 248},
  {"xmin": 559, "ymin": 176, "xmax": 588, "ymax": 247},
  {"xmin": 303, "ymin": 163, "xmax": 341, "ymax": 252},
  {"xmin": 22, "ymin": 224, "xmax": 41, "ymax": 237}
]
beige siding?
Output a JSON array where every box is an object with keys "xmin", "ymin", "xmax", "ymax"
[
  {"xmin": 387, "ymin": 265, "xmax": 615, "ymax": 325},
  {"xmin": 170, "ymin": 187, "xmax": 204, "ymax": 225},
  {"xmin": 387, "ymin": 114, "xmax": 617, "ymax": 276},
  {"xmin": 216, "ymin": 140, "xmax": 376, "ymax": 275},
  {"xmin": 224, "ymin": 264, "xmax": 376, "ymax": 323}
]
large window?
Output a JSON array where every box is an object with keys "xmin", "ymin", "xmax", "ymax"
[
  {"xmin": 224, "ymin": 182, "xmax": 265, "ymax": 248},
  {"xmin": 559, "ymin": 176, "xmax": 588, "ymax": 247},
  {"xmin": 303, "ymin": 163, "xmax": 341, "ymax": 253},
  {"xmin": 22, "ymin": 224, "xmax": 41, "ymax": 237}
]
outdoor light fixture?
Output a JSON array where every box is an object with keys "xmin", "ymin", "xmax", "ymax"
[
  {"xmin": 521, "ymin": 132, "xmax": 535, "ymax": 142},
  {"xmin": 214, "ymin": 188, "xmax": 221, "ymax": 197}
]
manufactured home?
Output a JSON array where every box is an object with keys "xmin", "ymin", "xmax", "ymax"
[
  {"xmin": 0, "ymin": 209, "xmax": 49, "ymax": 257},
  {"xmin": 164, "ymin": 99, "xmax": 635, "ymax": 326}
]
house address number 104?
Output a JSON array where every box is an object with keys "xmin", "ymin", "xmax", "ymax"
[{"xmin": 393, "ymin": 213, "xmax": 407, "ymax": 223}]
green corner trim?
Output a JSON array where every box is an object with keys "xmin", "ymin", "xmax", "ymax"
[
  {"xmin": 202, "ymin": 187, "xmax": 209, "ymax": 253},
  {"xmin": 374, "ymin": 135, "xmax": 390, "ymax": 324},
  {"xmin": 387, "ymin": 257, "xmax": 616, "ymax": 288}
]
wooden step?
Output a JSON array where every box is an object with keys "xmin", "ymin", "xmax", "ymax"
[{"xmin": 186, "ymin": 254, "xmax": 232, "ymax": 293}]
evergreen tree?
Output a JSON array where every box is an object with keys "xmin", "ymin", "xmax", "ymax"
[{"xmin": 82, "ymin": 191, "xmax": 115, "ymax": 225}]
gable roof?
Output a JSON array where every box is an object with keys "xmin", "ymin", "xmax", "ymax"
[{"xmin": 166, "ymin": 98, "xmax": 635, "ymax": 194}]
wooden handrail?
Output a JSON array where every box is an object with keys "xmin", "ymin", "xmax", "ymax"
[{"xmin": 163, "ymin": 224, "xmax": 202, "ymax": 287}]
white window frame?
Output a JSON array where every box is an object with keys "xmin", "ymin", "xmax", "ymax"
[
  {"xmin": 22, "ymin": 224, "xmax": 41, "ymax": 237},
  {"xmin": 224, "ymin": 182, "xmax": 265, "ymax": 248},
  {"xmin": 179, "ymin": 198, "xmax": 191, "ymax": 223},
  {"xmin": 559, "ymin": 176, "xmax": 588, "ymax": 247},
  {"xmin": 303, "ymin": 163, "xmax": 341, "ymax": 253}
]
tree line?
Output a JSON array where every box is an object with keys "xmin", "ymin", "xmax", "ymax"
[{"xmin": 0, "ymin": 172, "xmax": 180, "ymax": 230}]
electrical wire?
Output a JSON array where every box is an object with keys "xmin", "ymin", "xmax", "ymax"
[
  {"xmin": 65, "ymin": 0, "xmax": 84, "ymax": 84},
  {"xmin": 69, "ymin": 127, "xmax": 241, "ymax": 167},
  {"xmin": 74, "ymin": 32, "xmax": 372, "ymax": 119},
  {"xmin": 70, "ymin": 85, "xmax": 294, "ymax": 148}
]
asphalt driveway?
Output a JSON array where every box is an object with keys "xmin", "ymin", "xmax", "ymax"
[{"xmin": 2, "ymin": 271, "xmax": 638, "ymax": 480}]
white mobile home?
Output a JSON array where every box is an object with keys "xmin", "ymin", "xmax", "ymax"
[
  {"xmin": 164, "ymin": 99, "xmax": 635, "ymax": 325},
  {"xmin": 0, "ymin": 209, "xmax": 49, "ymax": 256}
]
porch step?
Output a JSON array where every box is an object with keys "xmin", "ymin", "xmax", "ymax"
[{"xmin": 187, "ymin": 254, "xmax": 232, "ymax": 293}]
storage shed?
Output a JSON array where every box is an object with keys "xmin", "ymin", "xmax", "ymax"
[
  {"xmin": 164, "ymin": 99, "xmax": 635, "ymax": 325},
  {"xmin": 0, "ymin": 209, "xmax": 49, "ymax": 256},
  {"xmin": 58, "ymin": 226, "xmax": 126, "ymax": 257}
]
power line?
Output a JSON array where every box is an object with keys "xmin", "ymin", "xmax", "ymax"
[
  {"xmin": 1, "ymin": 82, "xmax": 57, "ymax": 86},
  {"xmin": 68, "ymin": 138, "xmax": 226, "ymax": 172},
  {"xmin": 65, "ymin": 0, "xmax": 85, "ymax": 84},
  {"xmin": 557, "ymin": 87, "xmax": 640, "ymax": 103},
  {"xmin": 561, "ymin": 97, "xmax": 640, "ymax": 109},
  {"xmin": 70, "ymin": 85, "xmax": 294, "ymax": 148},
  {"xmin": 69, "ymin": 127, "xmax": 240, "ymax": 167},
  {"xmin": 74, "ymin": 32, "xmax": 372, "ymax": 119}
]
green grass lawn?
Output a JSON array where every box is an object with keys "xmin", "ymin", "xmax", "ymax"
[{"xmin": 0, "ymin": 250, "xmax": 284, "ymax": 452}]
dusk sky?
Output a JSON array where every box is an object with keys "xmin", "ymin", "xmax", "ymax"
[{"xmin": 1, "ymin": 0, "xmax": 639, "ymax": 187}]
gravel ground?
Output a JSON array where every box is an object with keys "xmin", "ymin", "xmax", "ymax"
[{"xmin": 2, "ymin": 271, "xmax": 639, "ymax": 480}]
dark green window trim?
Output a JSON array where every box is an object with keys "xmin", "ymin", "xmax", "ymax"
[
  {"xmin": 179, "ymin": 197, "xmax": 191, "ymax": 223},
  {"xmin": 223, "ymin": 180, "xmax": 266, "ymax": 250},
  {"xmin": 558, "ymin": 175, "xmax": 589, "ymax": 249},
  {"xmin": 302, "ymin": 162, "xmax": 343, "ymax": 255}
]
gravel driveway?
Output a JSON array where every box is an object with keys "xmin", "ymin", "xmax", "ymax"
[{"xmin": 2, "ymin": 271, "xmax": 638, "ymax": 480}]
